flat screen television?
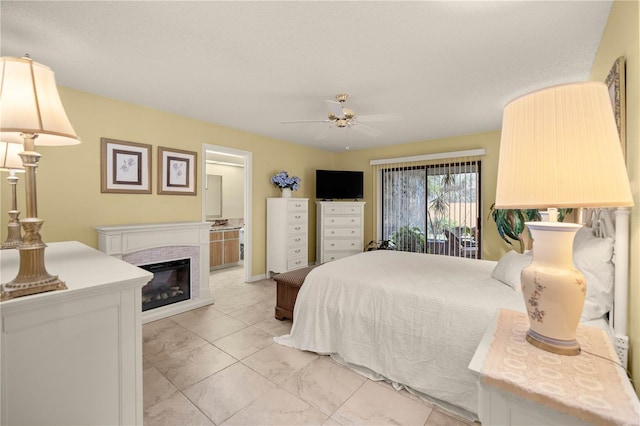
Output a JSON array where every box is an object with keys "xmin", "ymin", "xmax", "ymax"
[{"xmin": 315, "ymin": 170, "xmax": 364, "ymax": 200}]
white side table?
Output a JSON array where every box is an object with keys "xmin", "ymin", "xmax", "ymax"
[{"xmin": 469, "ymin": 309, "xmax": 640, "ymax": 425}]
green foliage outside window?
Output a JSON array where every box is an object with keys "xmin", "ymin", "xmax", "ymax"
[{"xmin": 391, "ymin": 226, "xmax": 426, "ymax": 253}]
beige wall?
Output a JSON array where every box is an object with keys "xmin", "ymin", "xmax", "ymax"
[
  {"xmin": 334, "ymin": 130, "xmax": 508, "ymax": 261},
  {"xmin": 0, "ymin": 87, "xmax": 335, "ymax": 277},
  {"xmin": 590, "ymin": 0, "xmax": 640, "ymax": 392}
]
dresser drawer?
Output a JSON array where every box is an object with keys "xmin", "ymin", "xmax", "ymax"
[
  {"xmin": 322, "ymin": 204, "xmax": 361, "ymax": 215},
  {"xmin": 287, "ymin": 234, "xmax": 307, "ymax": 246},
  {"xmin": 287, "ymin": 223, "xmax": 306, "ymax": 235},
  {"xmin": 324, "ymin": 216, "xmax": 361, "ymax": 227},
  {"xmin": 322, "ymin": 205, "xmax": 343, "ymax": 215},
  {"xmin": 287, "ymin": 246, "xmax": 307, "ymax": 259},
  {"xmin": 324, "ymin": 239, "xmax": 362, "ymax": 251},
  {"xmin": 322, "ymin": 251, "xmax": 355, "ymax": 262},
  {"xmin": 287, "ymin": 200, "xmax": 308, "ymax": 213},
  {"xmin": 324, "ymin": 227, "xmax": 360, "ymax": 238},
  {"xmin": 287, "ymin": 211, "xmax": 307, "ymax": 223},
  {"xmin": 287, "ymin": 257, "xmax": 307, "ymax": 270}
]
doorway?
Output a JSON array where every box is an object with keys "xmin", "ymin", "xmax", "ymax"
[{"xmin": 202, "ymin": 144, "xmax": 253, "ymax": 283}]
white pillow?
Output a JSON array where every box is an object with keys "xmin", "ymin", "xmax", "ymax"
[
  {"xmin": 491, "ymin": 250, "xmax": 532, "ymax": 292},
  {"xmin": 573, "ymin": 226, "xmax": 615, "ymax": 321}
]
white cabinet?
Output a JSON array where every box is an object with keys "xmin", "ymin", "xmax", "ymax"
[
  {"xmin": 316, "ymin": 201, "xmax": 365, "ymax": 263},
  {"xmin": 0, "ymin": 241, "xmax": 153, "ymax": 426},
  {"xmin": 267, "ymin": 198, "xmax": 309, "ymax": 274}
]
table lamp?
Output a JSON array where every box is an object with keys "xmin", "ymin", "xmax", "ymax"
[
  {"xmin": 0, "ymin": 56, "xmax": 81, "ymax": 301},
  {"xmin": 495, "ymin": 82, "xmax": 634, "ymax": 355},
  {"xmin": 0, "ymin": 142, "xmax": 25, "ymax": 249}
]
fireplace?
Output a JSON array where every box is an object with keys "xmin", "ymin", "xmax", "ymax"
[
  {"xmin": 139, "ymin": 258, "xmax": 190, "ymax": 311},
  {"xmin": 95, "ymin": 222, "xmax": 213, "ymax": 323}
]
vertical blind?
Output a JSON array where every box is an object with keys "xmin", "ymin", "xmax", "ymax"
[{"xmin": 370, "ymin": 149, "xmax": 485, "ymax": 259}]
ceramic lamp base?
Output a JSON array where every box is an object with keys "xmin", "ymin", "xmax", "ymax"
[
  {"xmin": 521, "ymin": 221, "xmax": 585, "ymax": 356},
  {"xmin": 526, "ymin": 329, "xmax": 581, "ymax": 356}
]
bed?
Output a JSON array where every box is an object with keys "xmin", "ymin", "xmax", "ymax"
[{"xmin": 274, "ymin": 208, "xmax": 631, "ymax": 420}]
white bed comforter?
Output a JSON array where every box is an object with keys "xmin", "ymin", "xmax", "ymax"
[{"xmin": 274, "ymin": 250, "xmax": 525, "ymax": 417}]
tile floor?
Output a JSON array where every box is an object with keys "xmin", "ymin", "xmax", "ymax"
[{"xmin": 142, "ymin": 267, "xmax": 476, "ymax": 426}]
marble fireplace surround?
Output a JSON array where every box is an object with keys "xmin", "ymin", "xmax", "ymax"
[{"xmin": 95, "ymin": 222, "xmax": 213, "ymax": 323}]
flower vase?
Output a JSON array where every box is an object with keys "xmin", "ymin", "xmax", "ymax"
[{"xmin": 281, "ymin": 188, "xmax": 292, "ymax": 198}]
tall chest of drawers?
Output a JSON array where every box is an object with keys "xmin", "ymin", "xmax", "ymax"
[
  {"xmin": 267, "ymin": 198, "xmax": 309, "ymax": 274},
  {"xmin": 316, "ymin": 201, "xmax": 365, "ymax": 263}
]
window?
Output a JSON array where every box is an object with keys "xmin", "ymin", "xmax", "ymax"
[{"xmin": 372, "ymin": 151, "xmax": 483, "ymax": 259}]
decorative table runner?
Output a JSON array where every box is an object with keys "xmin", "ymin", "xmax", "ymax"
[{"xmin": 483, "ymin": 309, "xmax": 640, "ymax": 425}]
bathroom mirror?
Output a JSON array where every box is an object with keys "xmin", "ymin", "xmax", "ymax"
[{"xmin": 206, "ymin": 174, "xmax": 222, "ymax": 218}]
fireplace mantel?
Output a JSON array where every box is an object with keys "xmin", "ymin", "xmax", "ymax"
[{"xmin": 95, "ymin": 222, "xmax": 213, "ymax": 323}]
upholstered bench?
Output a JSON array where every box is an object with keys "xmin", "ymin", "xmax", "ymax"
[{"xmin": 274, "ymin": 264, "xmax": 320, "ymax": 321}]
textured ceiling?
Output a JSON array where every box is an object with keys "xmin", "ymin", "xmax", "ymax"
[{"xmin": 1, "ymin": 1, "xmax": 612, "ymax": 152}]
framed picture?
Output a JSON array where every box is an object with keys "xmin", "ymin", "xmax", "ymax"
[
  {"xmin": 101, "ymin": 138, "xmax": 152, "ymax": 194},
  {"xmin": 605, "ymin": 56, "xmax": 626, "ymax": 159},
  {"xmin": 157, "ymin": 147, "xmax": 197, "ymax": 195}
]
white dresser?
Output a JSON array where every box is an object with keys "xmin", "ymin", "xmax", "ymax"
[
  {"xmin": 267, "ymin": 198, "xmax": 309, "ymax": 274},
  {"xmin": 0, "ymin": 241, "xmax": 153, "ymax": 425},
  {"xmin": 316, "ymin": 201, "xmax": 365, "ymax": 263}
]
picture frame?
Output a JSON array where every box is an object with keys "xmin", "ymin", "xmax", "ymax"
[
  {"xmin": 605, "ymin": 56, "xmax": 626, "ymax": 159},
  {"xmin": 100, "ymin": 138, "xmax": 152, "ymax": 194},
  {"xmin": 157, "ymin": 147, "xmax": 197, "ymax": 195}
]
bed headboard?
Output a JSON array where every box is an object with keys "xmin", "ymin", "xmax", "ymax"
[{"xmin": 583, "ymin": 207, "xmax": 631, "ymax": 367}]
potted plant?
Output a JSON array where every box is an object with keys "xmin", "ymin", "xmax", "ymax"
[
  {"xmin": 391, "ymin": 226, "xmax": 425, "ymax": 253},
  {"xmin": 489, "ymin": 204, "xmax": 572, "ymax": 253},
  {"xmin": 365, "ymin": 240, "xmax": 397, "ymax": 251}
]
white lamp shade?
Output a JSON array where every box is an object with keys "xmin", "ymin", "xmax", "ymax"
[
  {"xmin": 496, "ymin": 82, "xmax": 633, "ymax": 209},
  {"xmin": 0, "ymin": 56, "xmax": 80, "ymax": 146},
  {"xmin": 0, "ymin": 142, "xmax": 24, "ymax": 171}
]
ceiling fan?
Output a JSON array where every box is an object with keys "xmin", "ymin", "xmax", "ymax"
[{"xmin": 282, "ymin": 94, "xmax": 403, "ymax": 140}]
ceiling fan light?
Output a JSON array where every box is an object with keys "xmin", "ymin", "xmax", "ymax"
[{"xmin": 343, "ymin": 108, "xmax": 355, "ymax": 120}]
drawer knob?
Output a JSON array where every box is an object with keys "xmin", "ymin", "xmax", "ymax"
[
  {"xmin": 330, "ymin": 243, "xmax": 335, "ymax": 247},
  {"xmin": 294, "ymin": 238, "xmax": 300, "ymax": 242},
  {"xmin": 331, "ymin": 231, "xmax": 335, "ymax": 234}
]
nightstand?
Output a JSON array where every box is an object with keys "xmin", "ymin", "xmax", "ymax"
[{"xmin": 469, "ymin": 309, "xmax": 640, "ymax": 425}]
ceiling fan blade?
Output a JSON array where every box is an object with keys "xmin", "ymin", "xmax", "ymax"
[
  {"xmin": 325, "ymin": 100, "xmax": 345, "ymax": 119},
  {"xmin": 281, "ymin": 119, "xmax": 331, "ymax": 124},
  {"xmin": 315, "ymin": 125, "xmax": 334, "ymax": 140},
  {"xmin": 356, "ymin": 113, "xmax": 403, "ymax": 123},
  {"xmin": 352, "ymin": 123, "xmax": 382, "ymax": 137}
]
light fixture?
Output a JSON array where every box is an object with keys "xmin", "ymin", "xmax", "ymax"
[
  {"xmin": 0, "ymin": 56, "xmax": 81, "ymax": 301},
  {"xmin": 0, "ymin": 142, "xmax": 24, "ymax": 249},
  {"xmin": 495, "ymin": 82, "xmax": 634, "ymax": 355}
]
